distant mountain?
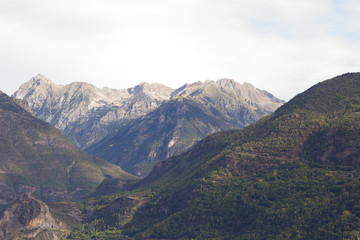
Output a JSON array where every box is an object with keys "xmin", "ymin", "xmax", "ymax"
[
  {"xmin": 68, "ymin": 73, "xmax": 360, "ymax": 239},
  {"xmin": 86, "ymin": 78, "xmax": 284, "ymax": 176},
  {"xmin": 13, "ymin": 75, "xmax": 284, "ymax": 176},
  {"xmin": 0, "ymin": 91, "xmax": 136, "ymax": 205},
  {"xmin": 173, "ymin": 78, "xmax": 283, "ymax": 124},
  {"xmin": 12, "ymin": 74, "xmax": 173, "ymax": 148}
]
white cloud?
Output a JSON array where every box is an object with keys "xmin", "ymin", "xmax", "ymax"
[{"xmin": 1, "ymin": 0, "xmax": 360, "ymax": 100}]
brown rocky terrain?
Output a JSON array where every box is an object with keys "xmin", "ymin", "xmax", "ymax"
[{"xmin": 0, "ymin": 193, "xmax": 70, "ymax": 239}]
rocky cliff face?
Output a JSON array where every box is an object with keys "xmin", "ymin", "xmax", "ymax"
[
  {"xmin": 12, "ymin": 74, "xmax": 173, "ymax": 148},
  {"xmin": 0, "ymin": 193, "xmax": 70, "ymax": 239}
]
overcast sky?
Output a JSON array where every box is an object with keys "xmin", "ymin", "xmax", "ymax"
[{"xmin": 1, "ymin": 0, "xmax": 360, "ymax": 100}]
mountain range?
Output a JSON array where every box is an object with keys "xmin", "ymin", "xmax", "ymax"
[
  {"xmin": 13, "ymin": 75, "xmax": 284, "ymax": 175},
  {"xmin": 12, "ymin": 74, "xmax": 174, "ymax": 149},
  {"xmin": 6, "ymin": 72, "xmax": 360, "ymax": 239},
  {"xmin": 0, "ymin": 90, "xmax": 136, "ymax": 206},
  {"xmin": 64, "ymin": 73, "xmax": 360, "ymax": 239}
]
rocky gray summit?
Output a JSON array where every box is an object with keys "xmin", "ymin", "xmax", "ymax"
[{"xmin": 13, "ymin": 74, "xmax": 174, "ymax": 148}]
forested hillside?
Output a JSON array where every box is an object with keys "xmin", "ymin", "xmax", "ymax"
[{"xmin": 68, "ymin": 73, "xmax": 360, "ymax": 239}]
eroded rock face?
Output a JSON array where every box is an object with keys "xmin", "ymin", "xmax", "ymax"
[{"xmin": 0, "ymin": 193, "xmax": 70, "ymax": 239}]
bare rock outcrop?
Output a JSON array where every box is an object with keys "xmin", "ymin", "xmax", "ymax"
[{"xmin": 0, "ymin": 193, "xmax": 70, "ymax": 239}]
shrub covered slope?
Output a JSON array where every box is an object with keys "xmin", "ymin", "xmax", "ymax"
[{"xmin": 69, "ymin": 73, "xmax": 360, "ymax": 239}]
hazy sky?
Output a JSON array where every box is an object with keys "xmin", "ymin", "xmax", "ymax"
[{"xmin": 1, "ymin": 0, "xmax": 360, "ymax": 100}]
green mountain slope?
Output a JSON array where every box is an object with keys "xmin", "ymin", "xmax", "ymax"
[
  {"xmin": 133, "ymin": 74, "xmax": 360, "ymax": 190},
  {"xmin": 67, "ymin": 73, "xmax": 360, "ymax": 239},
  {"xmin": 0, "ymin": 91, "xmax": 137, "ymax": 206}
]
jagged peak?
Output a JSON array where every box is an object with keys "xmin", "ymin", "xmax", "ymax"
[
  {"xmin": 69, "ymin": 81, "xmax": 93, "ymax": 86},
  {"xmin": 128, "ymin": 82, "xmax": 173, "ymax": 100},
  {"xmin": 216, "ymin": 78, "xmax": 255, "ymax": 89},
  {"xmin": 179, "ymin": 78, "xmax": 254, "ymax": 91},
  {"xmin": 12, "ymin": 75, "xmax": 57, "ymax": 99},
  {"xmin": 138, "ymin": 82, "xmax": 150, "ymax": 87},
  {"xmin": 137, "ymin": 82, "xmax": 173, "ymax": 89},
  {"xmin": 29, "ymin": 74, "xmax": 54, "ymax": 85},
  {"xmin": 67, "ymin": 81, "xmax": 97, "ymax": 91},
  {"xmin": 171, "ymin": 83, "xmax": 191, "ymax": 97},
  {"xmin": 241, "ymin": 81, "xmax": 256, "ymax": 88},
  {"xmin": 173, "ymin": 79, "xmax": 245, "ymax": 96},
  {"xmin": 216, "ymin": 78, "xmax": 234, "ymax": 84},
  {"xmin": 13, "ymin": 74, "xmax": 54, "ymax": 95}
]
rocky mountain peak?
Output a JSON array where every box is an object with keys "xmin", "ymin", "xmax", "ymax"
[
  {"xmin": 170, "ymin": 83, "xmax": 191, "ymax": 97},
  {"xmin": 12, "ymin": 75, "xmax": 57, "ymax": 114},
  {"xmin": 172, "ymin": 78, "xmax": 250, "ymax": 97},
  {"xmin": 170, "ymin": 78, "xmax": 283, "ymax": 108},
  {"xmin": 64, "ymin": 81, "xmax": 99, "ymax": 100},
  {"xmin": 216, "ymin": 78, "xmax": 238, "ymax": 88},
  {"xmin": 130, "ymin": 82, "xmax": 173, "ymax": 100},
  {"xmin": 27, "ymin": 74, "xmax": 55, "ymax": 89},
  {"xmin": 216, "ymin": 78, "xmax": 236, "ymax": 84},
  {"xmin": 68, "ymin": 81, "xmax": 94, "ymax": 89},
  {"xmin": 12, "ymin": 74, "xmax": 285, "ymax": 152},
  {"xmin": 12, "ymin": 75, "xmax": 176, "ymax": 148}
]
